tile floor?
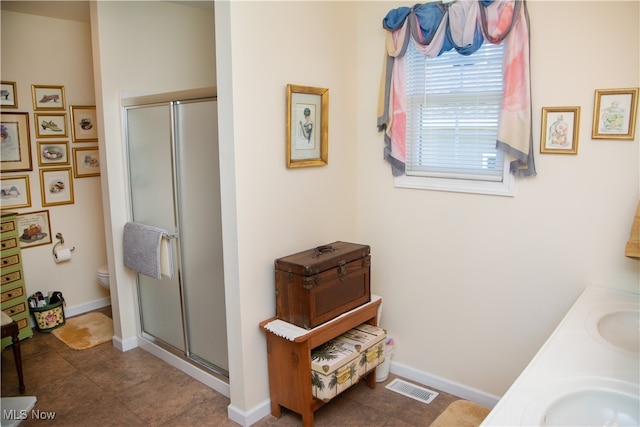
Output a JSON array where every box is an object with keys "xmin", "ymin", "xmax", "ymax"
[{"xmin": 2, "ymin": 308, "xmax": 461, "ymax": 426}]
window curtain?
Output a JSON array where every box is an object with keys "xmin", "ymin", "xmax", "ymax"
[{"xmin": 377, "ymin": 0, "xmax": 536, "ymax": 177}]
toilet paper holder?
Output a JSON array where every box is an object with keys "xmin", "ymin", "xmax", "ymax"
[{"xmin": 52, "ymin": 232, "xmax": 75, "ymax": 255}]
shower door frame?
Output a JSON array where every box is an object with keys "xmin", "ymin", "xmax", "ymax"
[{"xmin": 123, "ymin": 89, "xmax": 229, "ymax": 381}]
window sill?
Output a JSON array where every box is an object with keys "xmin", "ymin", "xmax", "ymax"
[{"xmin": 394, "ymin": 173, "xmax": 515, "ymax": 197}]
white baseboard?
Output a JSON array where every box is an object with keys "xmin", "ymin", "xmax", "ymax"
[
  {"xmin": 390, "ymin": 361, "xmax": 500, "ymax": 408},
  {"xmin": 227, "ymin": 400, "xmax": 271, "ymax": 427},
  {"xmin": 235, "ymin": 361, "xmax": 501, "ymax": 426},
  {"xmin": 63, "ymin": 296, "xmax": 111, "ymax": 318},
  {"xmin": 112, "ymin": 334, "xmax": 138, "ymax": 352}
]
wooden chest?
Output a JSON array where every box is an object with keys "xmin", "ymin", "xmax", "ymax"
[{"xmin": 274, "ymin": 241, "xmax": 371, "ymax": 329}]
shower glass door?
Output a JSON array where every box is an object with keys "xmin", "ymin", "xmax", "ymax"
[
  {"xmin": 126, "ymin": 103, "xmax": 185, "ymax": 351},
  {"xmin": 125, "ymin": 95, "xmax": 228, "ymax": 377}
]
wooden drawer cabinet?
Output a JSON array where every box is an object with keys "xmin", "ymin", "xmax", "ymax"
[
  {"xmin": 260, "ymin": 296, "xmax": 381, "ymax": 426},
  {"xmin": 1, "ymin": 211, "xmax": 33, "ymax": 349}
]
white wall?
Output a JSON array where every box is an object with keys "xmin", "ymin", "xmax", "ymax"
[
  {"xmin": 1, "ymin": 10, "xmax": 108, "ymax": 315},
  {"xmin": 356, "ymin": 0, "xmax": 639, "ymax": 398},
  {"xmin": 90, "ymin": 0, "xmax": 216, "ymax": 347},
  {"xmin": 216, "ymin": 0, "xmax": 360, "ymax": 418}
]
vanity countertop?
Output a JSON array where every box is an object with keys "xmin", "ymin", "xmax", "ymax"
[{"xmin": 481, "ymin": 286, "xmax": 639, "ymax": 426}]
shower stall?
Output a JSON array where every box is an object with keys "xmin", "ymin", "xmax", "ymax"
[{"xmin": 123, "ymin": 88, "xmax": 228, "ymax": 380}]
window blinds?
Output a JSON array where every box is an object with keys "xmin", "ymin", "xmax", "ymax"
[{"xmin": 405, "ymin": 41, "xmax": 505, "ymax": 181}]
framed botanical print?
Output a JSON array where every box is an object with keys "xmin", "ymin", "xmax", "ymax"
[
  {"xmin": 540, "ymin": 107, "xmax": 580, "ymax": 154},
  {"xmin": 70, "ymin": 105, "xmax": 98, "ymax": 142},
  {"xmin": 592, "ymin": 88, "xmax": 639, "ymax": 139},
  {"xmin": 39, "ymin": 167, "xmax": 74, "ymax": 206},
  {"xmin": 1, "ymin": 112, "xmax": 32, "ymax": 172},
  {"xmin": 31, "ymin": 85, "xmax": 65, "ymax": 111}
]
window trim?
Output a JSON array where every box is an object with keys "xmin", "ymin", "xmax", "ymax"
[
  {"xmin": 400, "ymin": 40, "xmax": 515, "ymax": 197},
  {"xmin": 395, "ymin": 155, "xmax": 515, "ymax": 197}
]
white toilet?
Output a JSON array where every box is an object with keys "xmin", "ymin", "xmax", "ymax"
[{"xmin": 97, "ymin": 265, "xmax": 110, "ymax": 291}]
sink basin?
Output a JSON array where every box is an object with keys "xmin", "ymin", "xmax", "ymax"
[
  {"xmin": 542, "ymin": 388, "xmax": 639, "ymax": 426},
  {"xmin": 522, "ymin": 378, "xmax": 640, "ymax": 426},
  {"xmin": 587, "ymin": 305, "xmax": 640, "ymax": 354},
  {"xmin": 598, "ymin": 310, "xmax": 639, "ymax": 353}
]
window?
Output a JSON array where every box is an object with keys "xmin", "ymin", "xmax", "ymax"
[{"xmin": 396, "ymin": 40, "xmax": 515, "ymax": 196}]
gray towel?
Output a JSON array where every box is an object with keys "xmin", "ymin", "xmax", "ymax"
[{"xmin": 123, "ymin": 222, "xmax": 173, "ymax": 279}]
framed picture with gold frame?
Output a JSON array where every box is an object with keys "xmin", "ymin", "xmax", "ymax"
[
  {"xmin": 37, "ymin": 141, "xmax": 70, "ymax": 166},
  {"xmin": 540, "ymin": 107, "xmax": 580, "ymax": 154},
  {"xmin": 1, "ymin": 81, "xmax": 18, "ymax": 108},
  {"xmin": 286, "ymin": 84, "xmax": 329, "ymax": 168},
  {"xmin": 34, "ymin": 113, "xmax": 68, "ymax": 138},
  {"xmin": 70, "ymin": 105, "xmax": 98, "ymax": 142},
  {"xmin": 17, "ymin": 210, "xmax": 52, "ymax": 249},
  {"xmin": 592, "ymin": 88, "xmax": 638, "ymax": 140},
  {"xmin": 31, "ymin": 85, "xmax": 65, "ymax": 111},
  {"xmin": 1, "ymin": 112, "xmax": 32, "ymax": 172},
  {"xmin": 1, "ymin": 175, "xmax": 31, "ymax": 209},
  {"xmin": 72, "ymin": 147, "xmax": 100, "ymax": 178},
  {"xmin": 39, "ymin": 167, "xmax": 74, "ymax": 206}
]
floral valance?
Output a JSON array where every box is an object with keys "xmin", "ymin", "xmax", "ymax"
[{"xmin": 377, "ymin": 0, "xmax": 536, "ymax": 177}]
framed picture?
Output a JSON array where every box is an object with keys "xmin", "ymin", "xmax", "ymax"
[
  {"xmin": 1, "ymin": 175, "xmax": 31, "ymax": 209},
  {"xmin": 1, "ymin": 81, "xmax": 18, "ymax": 108},
  {"xmin": 34, "ymin": 113, "xmax": 68, "ymax": 138},
  {"xmin": 37, "ymin": 141, "xmax": 70, "ymax": 166},
  {"xmin": 17, "ymin": 210, "xmax": 52, "ymax": 249},
  {"xmin": 286, "ymin": 84, "xmax": 329, "ymax": 168},
  {"xmin": 39, "ymin": 167, "xmax": 74, "ymax": 206},
  {"xmin": 72, "ymin": 147, "xmax": 100, "ymax": 178},
  {"xmin": 592, "ymin": 88, "xmax": 639, "ymax": 139},
  {"xmin": 70, "ymin": 105, "xmax": 98, "ymax": 142},
  {"xmin": 31, "ymin": 85, "xmax": 65, "ymax": 111},
  {"xmin": 1, "ymin": 112, "xmax": 32, "ymax": 172},
  {"xmin": 540, "ymin": 107, "xmax": 581, "ymax": 154}
]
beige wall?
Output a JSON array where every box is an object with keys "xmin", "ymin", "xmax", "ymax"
[
  {"xmin": 89, "ymin": 0, "xmax": 216, "ymax": 347},
  {"xmin": 355, "ymin": 0, "xmax": 639, "ymax": 398},
  {"xmin": 1, "ymin": 10, "xmax": 108, "ymax": 315},
  {"xmin": 4, "ymin": 0, "xmax": 639, "ymax": 422}
]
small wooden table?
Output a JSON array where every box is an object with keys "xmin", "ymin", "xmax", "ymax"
[
  {"xmin": 1, "ymin": 313, "xmax": 26, "ymax": 394},
  {"xmin": 260, "ymin": 296, "xmax": 381, "ymax": 427}
]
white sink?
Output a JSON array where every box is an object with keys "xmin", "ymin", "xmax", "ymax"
[
  {"xmin": 542, "ymin": 388, "xmax": 639, "ymax": 426},
  {"xmin": 522, "ymin": 378, "xmax": 640, "ymax": 426},
  {"xmin": 587, "ymin": 304, "xmax": 640, "ymax": 354}
]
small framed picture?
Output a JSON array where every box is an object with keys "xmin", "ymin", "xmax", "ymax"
[
  {"xmin": 39, "ymin": 167, "xmax": 74, "ymax": 206},
  {"xmin": 1, "ymin": 175, "xmax": 31, "ymax": 209},
  {"xmin": 592, "ymin": 88, "xmax": 639, "ymax": 140},
  {"xmin": 1, "ymin": 112, "xmax": 32, "ymax": 172},
  {"xmin": 286, "ymin": 84, "xmax": 329, "ymax": 168},
  {"xmin": 34, "ymin": 113, "xmax": 68, "ymax": 138},
  {"xmin": 17, "ymin": 210, "xmax": 52, "ymax": 249},
  {"xmin": 37, "ymin": 141, "xmax": 70, "ymax": 166},
  {"xmin": 70, "ymin": 105, "xmax": 98, "ymax": 142},
  {"xmin": 540, "ymin": 107, "xmax": 581, "ymax": 154},
  {"xmin": 32, "ymin": 85, "xmax": 65, "ymax": 111},
  {"xmin": 72, "ymin": 147, "xmax": 100, "ymax": 178},
  {"xmin": 1, "ymin": 81, "xmax": 18, "ymax": 108}
]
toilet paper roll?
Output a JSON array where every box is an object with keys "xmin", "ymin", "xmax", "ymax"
[{"xmin": 54, "ymin": 247, "xmax": 72, "ymax": 263}]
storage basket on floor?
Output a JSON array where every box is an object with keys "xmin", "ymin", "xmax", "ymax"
[{"xmin": 30, "ymin": 298, "xmax": 65, "ymax": 332}]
